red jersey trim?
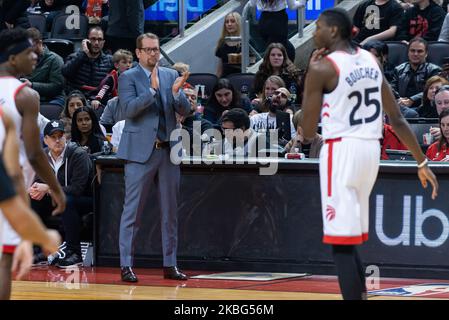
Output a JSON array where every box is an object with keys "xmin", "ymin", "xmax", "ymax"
[
  {"xmin": 2, "ymin": 245, "xmax": 17, "ymax": 254},
  {"xmin": 324, "ymin": 56, "xmax": 340, "ymax": 77},
  {"xmin": 325, "ymin": 137, "xmax": 342, "ymax": 197},
  {"xmin": 323, "ymin": 233, "xmax": 369, "ymax": 245},
  {"xmin": 13, "ymin": 82, "xmax": 27, "ymax": 100}
]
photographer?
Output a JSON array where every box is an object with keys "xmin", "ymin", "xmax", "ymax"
[
  {"xmin": 250, "ymin": 87, "xmax": 296, "ymax": 147},
  {"xmin": 62, "ymin": 26, "xmax": 113, "ymax": 96}
]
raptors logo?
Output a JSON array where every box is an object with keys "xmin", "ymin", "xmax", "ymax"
[{"xmin": 326, "ymin": 205, "xmax": 336, "ymax": 221}]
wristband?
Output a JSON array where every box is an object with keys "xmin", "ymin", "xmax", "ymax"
[{"xmin": 418, "ymin": 158, "xmax": 428, "ymax": 169}]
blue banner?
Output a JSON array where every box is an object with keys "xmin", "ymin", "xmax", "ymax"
[
  {"xmin": 145, "ymin": 0, "xmax": 218, "ymax": 22},
  {"xmin": 145, "ymin": 0, "xmax": 336, "ymax": 22}
]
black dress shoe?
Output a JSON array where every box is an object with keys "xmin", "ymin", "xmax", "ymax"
[
  {"xmin": 163, "ymin": 266, "xmax": 188, "ymax": 280},
  {"xmin": 121, "ymin": 266, "xmax": 138, "ymax": 282}
]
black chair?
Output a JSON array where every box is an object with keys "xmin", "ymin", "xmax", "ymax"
[
  {"xmin": 427, "ymin": 41, "xmax": 449, "ymax": 67},
  {"xmin": 385, "ymin": 41, "xmax": 408, "ymax": 67},
  {"xmin": 226, "ymin": 73, "xmax": 256, "ymax": 98},
  {"xmin": 43, "ymin": 39, "xmax": 74, "ymax": 61},
  {"xmin": 50, "ymin": 13, "xmax": 88, "ymax": 41},
  {"xmin": 187, "ymin": 73, "xmax": 218, "ymax": 100},
  {"xmin": 28, "ymin": 13, "xmax": 47, "ymax": 36},
  {"xmin": 40, "ymin": 104, "xmax": 63, "ymax": 120}
]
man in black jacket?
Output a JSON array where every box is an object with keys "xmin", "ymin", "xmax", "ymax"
[
  {"xmin": 396, "ymin": 0, "xmax": 446, "ymax": 42},
  {"xmin": 391, "ymin": 37, "xmax": 441, "ymax": 109},
  {"xmin": 353, "ymin": 0, "xmax": 404, "ymax": 45},
  {"xmin": 62, "ymin": 26, "xmax": 113, "ymax": 96},
  {"xmin": 29, "ymin": 120, "xmax": 93, "ymax": 268}
]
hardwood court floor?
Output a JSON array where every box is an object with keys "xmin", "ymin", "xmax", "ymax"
[{"xmin": 10, "ymin": 266, "xmax": 449, "ymax": 300}]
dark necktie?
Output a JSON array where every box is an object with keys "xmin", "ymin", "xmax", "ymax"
[{"xmin": 150, "ymin": 74, "xmax": 167, "ymax": 141}]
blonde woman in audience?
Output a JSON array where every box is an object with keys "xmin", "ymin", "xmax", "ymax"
[{"xmin": 215, "ymin": 12, "xmax": 242, "ymax": 78}]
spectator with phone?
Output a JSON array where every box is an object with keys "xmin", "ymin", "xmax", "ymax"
[
  {"xmin": 426, "ymin": 108, "xmax": 449, "ymax": 161},
  {"xmin": 62, "ymin": 26, "xmax": 113, "ymax": 96}
]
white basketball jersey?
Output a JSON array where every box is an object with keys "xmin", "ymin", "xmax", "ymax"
[
  {"xmin": 0, "ymin": 77, "xmax": 32, "ymax": 248},
  {"xmin": 0, "ymin": 107, "xmax": 6, "ymax": 256},
  {"xmin": 0, "ymin": 77, "xmax": 27, "ymax": 168},
  {"xmin": 321, "ymin": 48, "xmax": 383, "ymax": 141}
]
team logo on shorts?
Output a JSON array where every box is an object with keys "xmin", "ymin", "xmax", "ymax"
[{"xmin": 326, "ymin": 205, "xmax": 336, "ymax": 221}]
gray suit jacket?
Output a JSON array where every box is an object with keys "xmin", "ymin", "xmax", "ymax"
[{"xmin": 116, "ymin": 64, "xmax": 190, "ymax": 163}]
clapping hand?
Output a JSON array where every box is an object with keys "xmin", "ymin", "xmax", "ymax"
[
  {"xmin": 151, "ymin": 62, "xmax": 160, "ymax": 90},
  {"xmin": 172, "ymin": 71, "xmax": 190, "ymax": 95}
]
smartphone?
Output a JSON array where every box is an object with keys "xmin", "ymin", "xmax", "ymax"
[{"xmin": 86, "ymin": 40, "xmax": 93, "ymax": 53}]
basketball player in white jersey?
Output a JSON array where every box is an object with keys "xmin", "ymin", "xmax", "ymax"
[
  {"xmin": 0, "ymin": 28, "xmax": 66, "ymax": 299},
  {"xmin": 0, "ymin": 107, "xmax": 60, "ymax": 290},
  {"xmin": 299, "ymin": 8, "xmax": 438, "ymax": 300}
]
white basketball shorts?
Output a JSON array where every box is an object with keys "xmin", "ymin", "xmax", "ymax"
[{"xmin": 319, "ymin": 137, "xmax": 380, "ymax": 245}]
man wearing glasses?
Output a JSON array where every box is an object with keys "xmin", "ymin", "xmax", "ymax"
[
  {"xmin": 62, "ymin": 26, "xmax": 114, "ymax": 96},
  {"xmin": 117, "ymin": 33, "xmax": 190, "ymax": 282},
  {"xmin": 250, "ymin": 87, "xmax": 297, "ymax": 147}
]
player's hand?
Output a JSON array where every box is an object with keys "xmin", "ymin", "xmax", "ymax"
[
  {"xmin": 11, "ymin": 241, "xmax": 33, "ymax": 280},
  {"xmin": 41, "ymin": 230, "xmax": 61, "ymax": 255},
  {"xmin": 172, "ymin": 71, "xmax": 190, "ymax": 95},
  {"xmin": 50, "ymin": 188, "xmax": 66, "ymax": 216},
  {"xmin": 418, "ymin": 165, "xmax": 438, "ymax": 200},
  {"xmin": 309, "ymin": 48, "xmax": 328, "ymax": 65},
  {"xmin": 151, "ymin": 62, "xmax": 160, "ymax": 90}
]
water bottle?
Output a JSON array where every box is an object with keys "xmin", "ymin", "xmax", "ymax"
[
  {"xmin": 240, "ymin": 85, "xmax": 249, "ymax": 99},
  {"xmin": 195, "ymin": 97, "xmax": 204, "ymax": 119},
  {"xmin": 102, "ymin": 141, "xmax": 112, "ymax": 155},
  {"xmin": 289, "ymin": 84, "xmax": 297, "ymax": 104}
]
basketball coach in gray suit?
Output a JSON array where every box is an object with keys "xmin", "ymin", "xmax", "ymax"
[{"xmin": 116, "ymin": 32, "xmax": 190, "ymax": 282}]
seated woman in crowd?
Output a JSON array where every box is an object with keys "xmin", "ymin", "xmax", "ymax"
[
  {"xmin": 251, "ymin": 75, "xmax": 285, "ymax": 114},
  {"xmin": 417, "ymin": 76, "xmax": 449, "ymax": 118},
  {"xmin": 215, "ymin": 12, "xmax": 242, "ymax": 78},
  {"xmin": 61, "ymin": 90, "xmax": 88, "ymax": 140},
  {"xmin": 71, "ymin": 106, "xmax": 107, "ymax": 154},
  {"xmin": 204, "ymin": 78, "xmax": 252, "ymax": 125},
  {"xmin": 426, "ymin": 108, "xmax": 449, "ymax": 161},
  {"xmin": 253, "ymin": 43, "xmax": 304, "ymax": 108},
  {"xmin": 284, "ymin": 110, "xmax": 322, "ymax": 158}
]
